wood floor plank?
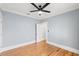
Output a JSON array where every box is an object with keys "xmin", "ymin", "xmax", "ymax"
[{"xmin": 0, "ymin": 40, "xmax": 79, "ymax": 56}]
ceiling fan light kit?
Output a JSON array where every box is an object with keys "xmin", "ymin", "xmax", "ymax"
[{"xmin": 38, "ymin": 11, "xmax": 42, "ymax": 16}]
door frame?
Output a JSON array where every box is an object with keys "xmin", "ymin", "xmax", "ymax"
[{"xmin": 36, "ymin": 22, "xmax": 48, "ymax": 42}]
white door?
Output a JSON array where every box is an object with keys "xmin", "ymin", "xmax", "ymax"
[{"xmin": 37, "ymin": 22, "xmax": 48, "ymax": 42}]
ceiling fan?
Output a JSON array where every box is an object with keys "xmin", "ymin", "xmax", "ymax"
[{"xmin": 30, "ymin": 3, "xmax": 50, "ymax": 15}]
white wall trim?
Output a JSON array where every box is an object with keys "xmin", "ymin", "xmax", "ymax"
[
  {"xmin": 47, "ymin": 41, "xmax": 79, "ymax": 54},
  {"xmin": 0, "ymin": 41, "xmax": 35, "ymax": 53},
  {"xmin": 0, "ymin": 39, "xmax": 44, "ymax": 53}
]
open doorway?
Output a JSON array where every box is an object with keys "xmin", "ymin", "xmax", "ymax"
[{"xmin": 36, "ymin": 22, "xmax": 48, "ymax": 42}]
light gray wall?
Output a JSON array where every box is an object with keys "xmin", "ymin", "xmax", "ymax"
[
  {"xmin": 2, "ymin": 11, "xmax": 38, "ymax": 48},
  {"xmin": 0, "ymin": 10, "xmax": 2, "ymax": 48},
  {"xmin": 48, "ymin": 9, "xmax": 79, "ymax": 50}
]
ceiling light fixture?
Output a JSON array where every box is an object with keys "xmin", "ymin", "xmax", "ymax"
[{"xmin": 38, "ymin": 11, "xmax": 42, "ymax": 16}]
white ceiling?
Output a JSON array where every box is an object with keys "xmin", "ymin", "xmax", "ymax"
[{"xmin": 0, "ymin": 3, "xmax": 79, "ymax": 20}]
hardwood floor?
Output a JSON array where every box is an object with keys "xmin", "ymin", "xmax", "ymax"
[{"xmin": 0, "ymin": 40, "xmax": 79, "ymax": 56}]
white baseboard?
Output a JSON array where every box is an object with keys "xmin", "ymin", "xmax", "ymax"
[
  {"xmin": 47, "ymin": 41, "xmax": 79, "ymax": 54},
  {"xmin": 0, "ymin": 39, "xmax": 44, "ymax": 53},
  {"xmin": 0, "ymin": 41, "xmax": 35, "ymax": 53},
  {"xmin": 1, "ymin": 40, "xmax": 78, "ymax": 54}
]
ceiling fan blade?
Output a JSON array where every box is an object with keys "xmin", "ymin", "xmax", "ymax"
[
  {"xmin": 41, "ymin": 3, "xmax": 50, "ymax": 10},
  {"xmin": 31, "ymin": 3, "xmax": 39, "ymax": 10},
  {"xmin": 30, "ymin": 10, "xmax": 39, "ymax": 12},
  {"xmin": 41, "ymin": 10, "xmax": 50, "ymax": 13}
]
